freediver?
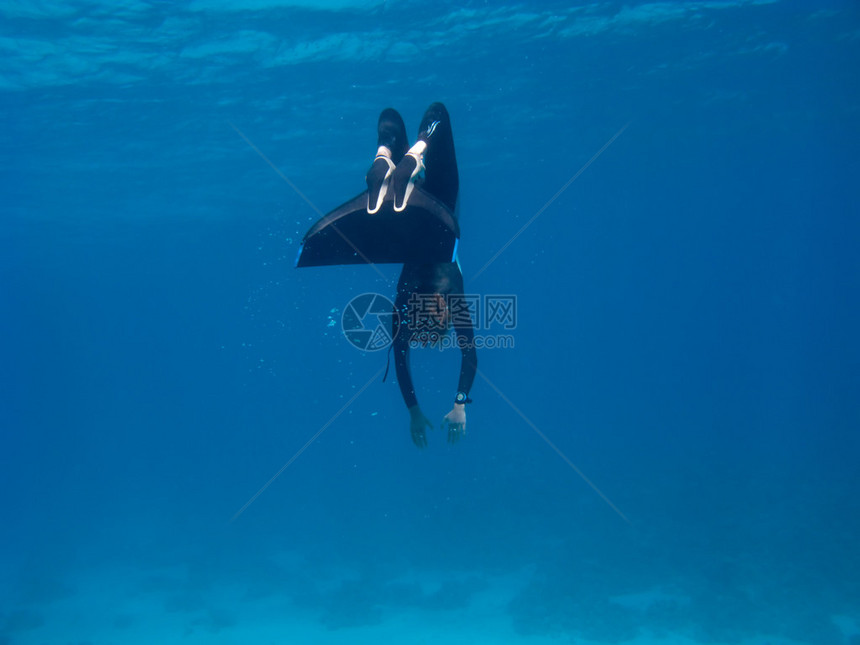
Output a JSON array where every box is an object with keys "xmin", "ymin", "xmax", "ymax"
[
  {"xmin": 298, "ymin": 103, "xmax": 477, "ymax": 448},
  {"xmin": 367, "ymin": 104, "xmax": 477, "ymax": 448}
]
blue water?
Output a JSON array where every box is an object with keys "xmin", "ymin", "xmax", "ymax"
[{"xmin": 2, "ymin": 1, "xmax": 859, "ymax": 643}]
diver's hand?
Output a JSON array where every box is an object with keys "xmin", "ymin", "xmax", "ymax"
[
  {"xmin": 442, "ymin": 403, "xmax": 467, "ymax": 444},
  {"xmin": 409, "ymin": 405, "xmax": 433, "ymax": 449}
]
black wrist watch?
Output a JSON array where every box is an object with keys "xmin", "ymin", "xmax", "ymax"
[{"xmin": 454, "ymin": 391, "xmax": 472, "ymax": 405}]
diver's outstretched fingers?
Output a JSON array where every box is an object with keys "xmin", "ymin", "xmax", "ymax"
[
  {"xmin": 417, "ymin": 434, "xmax": 425, "ymax": 448},
  {"xmin": 445, "ymin": 422, "xmax": 464, "ymax": 444},
  {"xmin": 412, "ymin": 427, "xmax": 427, "ymax": 449}
]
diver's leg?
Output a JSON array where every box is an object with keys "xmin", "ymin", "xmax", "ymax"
[
  {"xmin": 367, "ymin": 108, "xmax": 408, "ymax": 214},
  {"xmin": 419, "ymin": 102, "xmax": 458, "ymax": 211},
  {"xmin": 392, "ymin": 102, "xmax": 458, "ymax": 213}
]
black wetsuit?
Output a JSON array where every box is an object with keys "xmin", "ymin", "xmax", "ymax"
[
  {"xmin": 379, "ymin": 103, "xmax": 478, "ymax": 410},
  {"xmin": 392, "ymin": 262, "xmax": 478, "ymax": 409}
]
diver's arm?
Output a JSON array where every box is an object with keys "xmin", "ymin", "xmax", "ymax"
[
  {"xmin": 455, "ymin": 316, "xmax": 477, "ymax": 401},
  {"xmin": 394, "ymin": 333, "xmax": 432, "ymax": 448},
  {"xmin": 393, "ymin": 334, "xmax": 418, "ymax": 409},
  {"xmin": 457, "ymin": 340, "xmax": 477, "ymax": 399},
  {"xmin": 442, "ymin": 321, "xmax": 478, "ymax": 443}
]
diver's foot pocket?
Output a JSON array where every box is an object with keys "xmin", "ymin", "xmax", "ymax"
[
  {"xmin": 366, "ymin": 148, "xmax": 395, "ymax": 214},
  {"xmin": 392, "ymin": 141, "xmax": 426, "ymax": 212}
]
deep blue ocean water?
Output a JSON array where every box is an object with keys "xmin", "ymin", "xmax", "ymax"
[{"xmin": 2, "ymin": 1, "xmax": 859, "ymax": 643}]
